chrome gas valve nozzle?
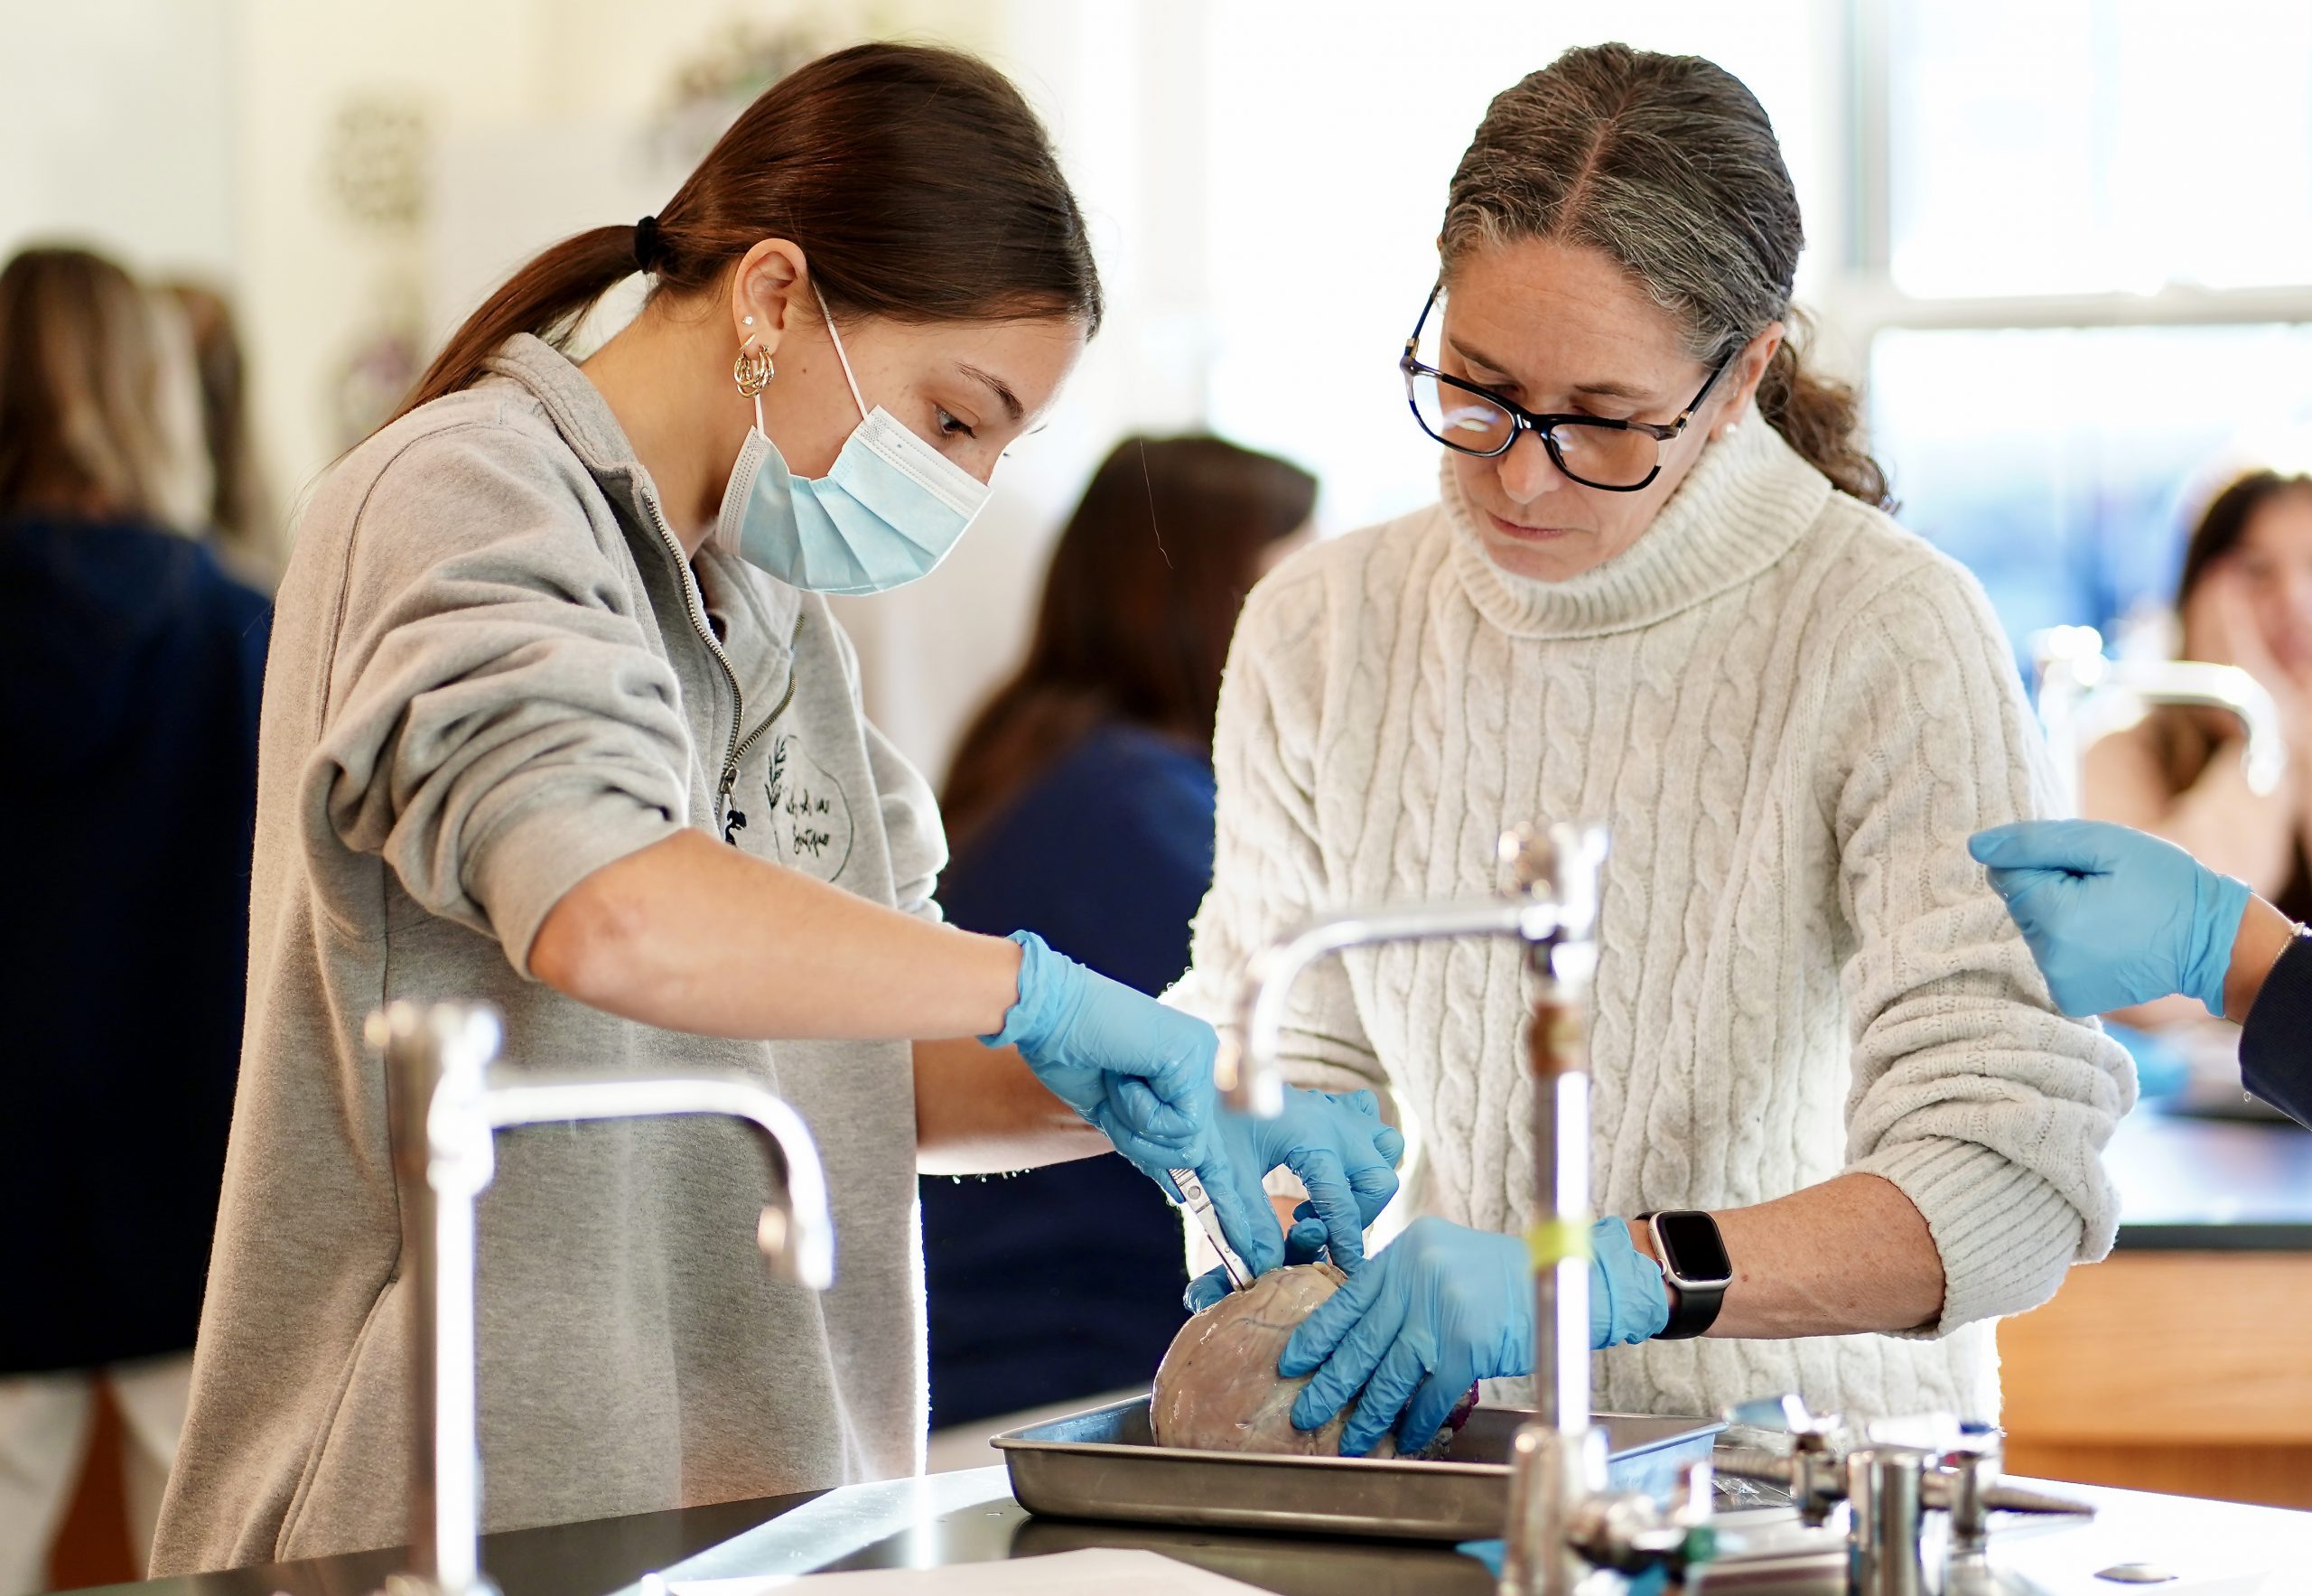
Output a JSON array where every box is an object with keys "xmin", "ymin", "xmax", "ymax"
[{"xmin": 1716, "ymin": 1395, "xmax": 2092, "ymax": 1596}]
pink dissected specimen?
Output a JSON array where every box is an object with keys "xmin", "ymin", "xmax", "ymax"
[{"xmin": 1149, "ymin": 1263, "xmax": 1476, "ymax": 1459}]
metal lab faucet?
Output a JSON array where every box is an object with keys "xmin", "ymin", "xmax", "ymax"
[
  {"xmin": 368, "ymin": 1001, "xmax": 835, "ymax": 1596},
  {"xmin": 1217, "ymin": 824, "xmax": 1713, "ymax": 1596},
  {"xmin": 2034, "ymin": 623, "xmax": 2286, "ymax": 813}
]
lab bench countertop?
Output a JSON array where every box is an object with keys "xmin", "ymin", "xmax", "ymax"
[
  {"xmin": 49, "ymin": 1102, "xmax": 2307, "ymax": 1594},
  {"xmin": 2105, "ymin": 1098, "xmax": 2312, "ymax": 1249},
  {"xmin": 66, "ymin": 1468, "xmax": 1504, "ymax": 1596},
  {"xmin": 54, "ymin": 1464, "xmax": 2312, "ymax": 1596}
]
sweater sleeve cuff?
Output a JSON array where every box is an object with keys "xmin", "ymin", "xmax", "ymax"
[
  {"xmin": 2242, "ymin": 933, "xmax": 2312, "ymax": 1129},
  {"xmin": 1853, "ymin": 1135, "xmax": 2093, "ymax": 1338},
  {"xmin": 466, "ymin": 793, "xmax": 688, "ymax": 979}
]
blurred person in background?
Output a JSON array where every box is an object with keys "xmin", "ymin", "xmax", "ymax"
[
  {"xmin": 161, "ymin": 281, "xmax": 280, "ymax": 589},
  {"xmin": 0, "ymin": 246, "xmax": 270, "ymax": 1591},
  {"xmin": 2084, "ymin": 469, "xmax": 2312, "ymax": 1034},
  {"xmin": 924, "ymin": 434, "xmax": 1318, "ymax": 1428}
]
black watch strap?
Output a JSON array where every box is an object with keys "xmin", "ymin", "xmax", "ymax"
[{"xmin": 1637, "ymin": 1210, "xmax": 1728, "ymax": 1340}]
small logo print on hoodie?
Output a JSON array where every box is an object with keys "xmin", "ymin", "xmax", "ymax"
[{"xmin": 764, "ymin": 733, "xmax": 854, "ymax": 882}]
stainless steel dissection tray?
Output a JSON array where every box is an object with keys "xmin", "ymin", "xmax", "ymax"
[{"xmin": 993, "ymin": 1395, "xmax": 1721, "ymax": 1543}]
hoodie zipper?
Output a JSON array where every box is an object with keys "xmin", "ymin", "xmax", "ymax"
[
  {"xmin": 723, "ymin": 669, "xmax": 797, "ymax": 841},
  {"xmin": 637, "ymin": 494, "xmax": 769, "ymax": 845}
]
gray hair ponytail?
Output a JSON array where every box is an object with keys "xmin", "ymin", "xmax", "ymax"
[{"xmin": 1442, "ymin": 43, "xmax": 1891, "ymax": 509}]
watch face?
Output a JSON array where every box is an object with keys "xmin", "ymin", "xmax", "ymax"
[{"xmin": 1655, "ymin": 1211, "xmax": 1732, "ymax": 1285}]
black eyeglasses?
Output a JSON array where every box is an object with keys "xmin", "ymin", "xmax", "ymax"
[{"xmin": 1400, "ymin": 284, "xmax": 1731, "ymax": 492}]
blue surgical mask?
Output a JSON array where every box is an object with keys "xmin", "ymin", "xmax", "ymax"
[{"xmin": 714, "ymin": 290, "xmax": 992, "ymax": 595}]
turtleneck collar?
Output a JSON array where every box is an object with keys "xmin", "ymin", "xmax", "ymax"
[{"xmin": 1440, "ymin": 415, "xmax": 1834, "ymax": 640}]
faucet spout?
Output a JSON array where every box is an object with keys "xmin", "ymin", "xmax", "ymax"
[
  {"xmin": 2034, "ymin": 624, "xmax": 2287, "ymax": 811},
  {"xmin": 1217, "ymin": 897, "xmax": 1551, "ymax": 1115},
  {"xmin": 479, "ymin": 1071, "xmax": 834, "ymax": 1289},
  {"xmin": 368, "ymin": 1002, "xmax": 834, "ymax": 1596},
  {"xmin": 1210, "ymin": 826, "xmax": 1714, "ymax": 1592}
]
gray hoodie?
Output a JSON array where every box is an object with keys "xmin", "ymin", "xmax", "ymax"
[{"xmin": 152, "ymin": 335, "xmax": 945, "ymax": 1572}]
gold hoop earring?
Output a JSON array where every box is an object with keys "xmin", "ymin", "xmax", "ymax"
[{"xmin": 733, "ymin": 338, "xmax": 776, "ymax": 397}]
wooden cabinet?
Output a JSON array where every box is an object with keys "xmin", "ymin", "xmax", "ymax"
[{"xmin": 1999, "ymin": 1251, "xmax": 2312, "ymax": 1508}]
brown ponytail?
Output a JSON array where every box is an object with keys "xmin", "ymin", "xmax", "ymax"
[
  {"xmin": 393, "ymin": 42, "xmax": 1101, "ymax": 425},
  {"xmin": 1753, "ymin": 311, "xmax": 1892, "ymax": 510}
]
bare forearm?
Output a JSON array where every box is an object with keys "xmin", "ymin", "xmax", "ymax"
[
  {"xmin": 913, "ymin": 1037, "xmax": 1115, "ymax": 1175},
  {"xmin": 1630, "ymin": 1172, "xmax": 1944, "ymax": 1339},
  {"xmin": 2226, "ymin": 894, "xmax": 2301, "ymax": 1023},
  {"xmin": 531, "ymin": 830, "xmax": 1021, "ymax": 1040},
  {"xmin": 2103, "ymin": 992, "xmax": 2206, "ymax": 1031}
]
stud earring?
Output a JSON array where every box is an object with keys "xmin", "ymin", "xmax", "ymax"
[
  {"xmin": 742, "ymin": 315, "xmax": 754, "ymax": 326},
  {"xmin": 733, "ymin": 336, "xmax": 776, "ymax": 397}
]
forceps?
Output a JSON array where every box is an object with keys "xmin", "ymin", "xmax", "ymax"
[{"xmin": 1169, "ymin": 1165, "xmax": 1254, "ymax": 1293}]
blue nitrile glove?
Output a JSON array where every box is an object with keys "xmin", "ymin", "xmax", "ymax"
[
  {"xmin": 1181, "ymin": 1087, "xmax": 1407, "ymax": 1311},
  {"xmin": 1455, "ymin": 1542, "xmax": 1669, "ymax": 1596},
  {"xmin": 1279, "ymin": 1217, "xmax": 1668, "ymax": 1457},
  {"xmin": 1278, "ymin": 1216, "xmax": 1534, "ymax": 1457},
  {"xmin": 1970, "ymin": 820, "xmax": 2252, "ymax": 1017},
  {"xmin": 985, "ymin": 933, "xmax": 1277, "ymax": 1269},
  {"xmin": 984, "ymin": 930, "xmax": 1217, "ymax": 1172},
  {"xmin": 1592, "ymin": 1215, "xmax": 1672, "ymax": 1349},
  {"xmin": 2104, "ymin": 1020, "xmax": 2192, "ymax": 1100}
]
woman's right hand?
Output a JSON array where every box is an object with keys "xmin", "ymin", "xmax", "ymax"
[
  {"xmin": 1971, "ymin": 819, "xmax": 2251, "ymax": 1015},
  {"xmin": 1181, "ymin": 1087, "xmax": 1407, "ymax": 1311}
]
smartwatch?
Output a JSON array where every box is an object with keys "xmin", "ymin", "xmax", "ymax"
[{"xmin": 1637, "ymin": 1210, "xmax": 1731, "ymax": 1339}]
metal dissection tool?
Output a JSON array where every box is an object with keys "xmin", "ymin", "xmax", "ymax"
[
  {"xmin": 1170, "ymin": 1164, "xmax": 1254, "ymax": 1292},
  {"xmin": 368, "ymin": 1001, "xmax": 835, "ymax": 1596}
]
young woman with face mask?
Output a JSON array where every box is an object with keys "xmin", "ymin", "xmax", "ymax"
[
  {"xmin": 1168, "ymin": 43, "xmax": 2130, "ymax": 1455},
  {"xmin": 151, "ymin": 44, "xmax": 1397, "ymax": 1573}
]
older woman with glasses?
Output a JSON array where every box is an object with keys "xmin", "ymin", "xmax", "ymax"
[{"xmin": 1168, "ymin": 42, "xmax": 2130, "ymax": 1455}]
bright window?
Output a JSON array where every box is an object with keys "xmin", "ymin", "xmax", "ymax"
[
  {"xmin": 1871, "ymin": 324, "xmax": 2312, "ymax": 660},
  {"xmin": 1887, "ymin": 0, "xmax": 2312, "ymax": 297}
]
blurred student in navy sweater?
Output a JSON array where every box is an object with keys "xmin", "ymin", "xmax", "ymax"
[
  {"xmin": 925, "ymin": 435, "xmax": 1316, "ymax": 1426},
  {"xmin": 0, "ymin": 247, "xmax": 269, "ymax": 1586}
]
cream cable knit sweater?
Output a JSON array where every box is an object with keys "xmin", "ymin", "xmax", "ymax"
[{"xmin": 1170, "ymin": 420, "xmax": 2133, "ymax": 1424}]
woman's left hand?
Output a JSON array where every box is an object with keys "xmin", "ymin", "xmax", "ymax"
[
  {"xmin": 1279, "ymin": 1216, "xmax": 1533, "ymax": 1456},
  {"xmin": 1280, "ymin": 1215, "xmax": 1669, "ymax": 1456}
]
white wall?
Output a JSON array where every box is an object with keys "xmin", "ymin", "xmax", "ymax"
[
  {"xmin": 0, "ymin": 0, "xmax": 239, "ymax": 277},
  {"xmin": 0, "ymin": 0, "xmax": 1865, "ymax": 787}
]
